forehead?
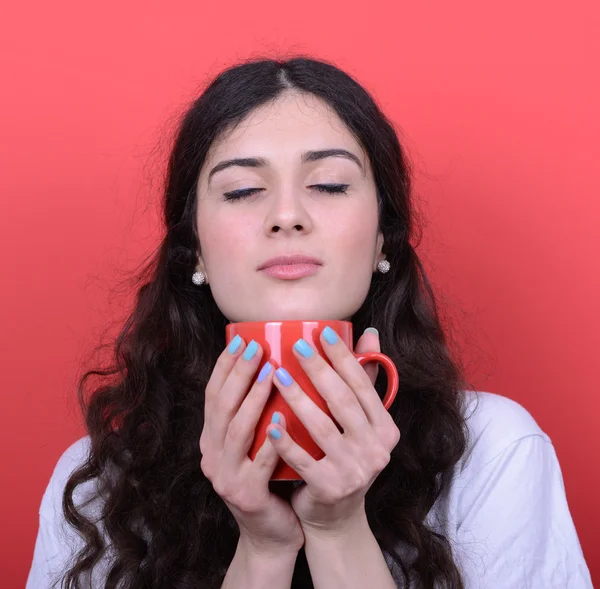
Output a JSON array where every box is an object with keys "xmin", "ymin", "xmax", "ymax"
[{"xmin": 203, "ymin": 91, "xmax": 366, "ymax": 165}]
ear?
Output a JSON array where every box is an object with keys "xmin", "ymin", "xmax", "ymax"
[
  {"xmin": 195, "ymin": 254, "xmax": 209, "ymax": 284},
  {"xmin": 374, "ymin": 230, "xmax": 385, "ymax": 271},
  {"xmin": 377, "ymin": 230, "xmax": 384, "ymax": 253}
]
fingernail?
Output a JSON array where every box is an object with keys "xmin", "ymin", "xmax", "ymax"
[
  {"xmin": 364, "ymin": 327, "xmax": 379, "ymax": 336},
  {"xmin": 322, "ymin": 326, "xmax": 338, "ymax": 345},
  {"xmin": 293, "ymin": 338, "xmax": 313, "ymax": 358},
  {"xmin": 271, "ymin": 411, "xmax": 280, "ymax": 424},
  {"xmin": 268, "ymin": 428, "xmax": 282, "ymax": 440},
  {"xmin": 275, "ymin": 367, "xmax": 293, "ymax": 386},
  {"xmin": 257, "ymin": 362, "xmax": 272, "ymax": 382},
  {"xmin": 243, "ymin": 340, "xmax": 258, "ymax": 361},
  {"xmin": 228, "ymin": 335, "xmax": 242, "ymax": 354}
]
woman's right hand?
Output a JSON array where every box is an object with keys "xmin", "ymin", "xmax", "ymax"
[{"xmin": 200, "ymin": 336, "xmax": 305, "ymax": 556}]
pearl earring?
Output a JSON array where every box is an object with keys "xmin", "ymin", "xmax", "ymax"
[
  {"xmin": 192, "ymin": 271, "xmax": 205, "ymax": 286},
  {"xmin": 377, "ymin": 259, "xmax": 390, "ymax": 274}
]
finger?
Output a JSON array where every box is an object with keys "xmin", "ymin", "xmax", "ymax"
[
  {"xmin": 204, "ymin": 335, "xmax": 247, "ymax": 406},
  {"xmin": 291, "ymin": 337, "xmax": 368, "ymax": 436},
  {"xmin": 201, "ymin": 336, "xmax": 249, "ymax": 455},
  {"xmin": 224, "ymin": 361, "xmax": 275, "ymax": 463},
  {"xmin": 249, "ymin": 411, "xmax": 288, "ymax": 484},
  {"xmin": 354, "ymin": 328, "xmax": 380, "ymax": 385},
  {"xmin": 211, "ymin": 339, "xmax": 264, "ymax": 446},
  {"xmin": 265, "ymin": 414, "xmax": 319, "ymax": 485},
  {"xmin": 272, "ymin": 366, "xmax": 345, "ymax": 456},
  {"xmin": 320, "ymin": 326, "xmax": 384, "ymax": 426}
]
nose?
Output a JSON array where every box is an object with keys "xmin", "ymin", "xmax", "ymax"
[{"xmin": 263, "ymin": 190, "xmax": 313, "ymax": 236}]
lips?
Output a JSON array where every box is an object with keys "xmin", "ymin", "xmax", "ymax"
[
  {"xmin": 257, "ymin": 255, "xmax": 323, "ymax": 280},
  {"xmin": 257, "ymin": 255, "xmax": 323, "ymax": 271}
]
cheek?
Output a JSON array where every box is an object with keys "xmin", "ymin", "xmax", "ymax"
[
  {"xmin": 199, "ymin": 214, "xmax": 249, "ymax": 267},
  {"xmin": 329, "ymin": 207, "xmax": 378, "ymax": 258}
]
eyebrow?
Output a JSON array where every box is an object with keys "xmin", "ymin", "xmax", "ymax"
[{"xmin": 207, "ymin": 148, "xmax": 364, "ymax": 184}]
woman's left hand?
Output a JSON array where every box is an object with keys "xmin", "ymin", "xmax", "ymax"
[{"xmin": 266, "ymin": 326, "xmax": 401, "ymax": 535}]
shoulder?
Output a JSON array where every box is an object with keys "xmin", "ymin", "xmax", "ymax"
[
  {"xmin": 47, "ymin": 435, "xmax": 91, "ymax": 487},
  {"xmin": 39, "ymin": 435, "xmax": 95, "ymax": 522},
  {"xmin": 434, "ymin": 392, "xmax": 594, "ymax": 586},
  {"xmin": 53, "ymin": 435, "xmax": 91, "ymax": 474},
  {"xmin": 457, "ymin": 390, "xmax": 551, "ymax": 476},
  {"xmin": 27, "ymin": 437, "xmax": 115, "ymax": 588}
]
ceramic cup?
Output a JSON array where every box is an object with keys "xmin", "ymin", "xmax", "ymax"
[{"xmin": 225, "ymin": 320, "xmax": 399, "ymax": 480}]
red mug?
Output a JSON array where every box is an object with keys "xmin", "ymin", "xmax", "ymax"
[{"xmin": 225, "ymin": 320, "xmax": 399, "ymax": 480}]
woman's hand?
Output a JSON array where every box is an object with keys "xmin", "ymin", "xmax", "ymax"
[
  {"xmin": 265, "ymin": 327, "xmax": 401, "ymax": 535},
  {"xmin": 200, "ymin": 336, "xmax": 305, "ymax": 555}
]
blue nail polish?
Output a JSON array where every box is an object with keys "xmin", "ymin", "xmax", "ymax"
[
  {"xmin": 257, "ymin": 362, "xmax": 272, "ymax": 382},
  {"xmin": 322, "ymin": 326, "xmax": 338, "ymax": 345},
  {"xmin": 269, "ymin": 428, "xmax": 282, "ymax": 440},
  {"xmin": 293, "ymin": 338, "xmax": 313, "ymax": 358},
  {"xmin": 275, "ymin": 367, "xmax": 293, "ymax": 386},
  {"xmin": 228, "ymin": 335, "xmax": 242, "ymax": 354},
  {"xmin": 271, "ymin": 411, "xmax": 280, "ymax": 424},
  {"xmin": 243, "ymin": 340, "xmax": 258, "ymax": 361}
]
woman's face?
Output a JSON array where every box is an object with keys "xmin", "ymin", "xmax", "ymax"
[{"xmin": 195, "ymin": 91, "xmax": 385, "ymax": 322}]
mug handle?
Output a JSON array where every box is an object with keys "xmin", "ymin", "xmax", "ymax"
[{"xmin": 354, "ymin": 352, "xmax": 399, "ymax": 409}]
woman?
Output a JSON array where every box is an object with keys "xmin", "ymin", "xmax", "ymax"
[{"xmin": 26, "ymin": 56, "xmax": 592, "ymax": 588}]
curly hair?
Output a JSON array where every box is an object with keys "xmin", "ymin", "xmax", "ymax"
[{"xmin": 56, "ymin": 55, "xmax": 471, "ymax": 588}]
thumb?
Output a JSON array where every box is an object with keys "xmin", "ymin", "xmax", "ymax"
[{"xmin": 354, "ymin": 327, "xmax": 380, "ymax": 385}]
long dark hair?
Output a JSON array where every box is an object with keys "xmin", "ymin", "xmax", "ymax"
[{"xmin": 57, "ymin": 55, "xmax": 471, "ymax": 588}]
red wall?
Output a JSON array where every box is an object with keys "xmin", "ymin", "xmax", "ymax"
[{"xmin": 2, "ymin": 0, "xmax": 598, "ymax": 585}]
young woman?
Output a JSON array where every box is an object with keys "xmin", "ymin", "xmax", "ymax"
[{"xmin": 26, "ymin": 56, "xmax": 592, "ymax": 588}]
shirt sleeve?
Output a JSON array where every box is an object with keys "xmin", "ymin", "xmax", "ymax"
[
  {"xmin": 25, "ymin": 437, "xmax": 92, "ymax": 589},
  {"xmin": 453, "ymin": 434, "xmax": 593, "ymax": 588},
  {"xmin": 26, "ymin": 510, "xmax": 72, "ymax": 589}
]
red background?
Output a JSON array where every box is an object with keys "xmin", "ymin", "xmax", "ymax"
[{"xmin": 2, "ymin": 0, "xmax": 598, "ymax": 585}]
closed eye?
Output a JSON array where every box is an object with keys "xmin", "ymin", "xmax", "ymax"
[
  {"xmin": 223, "ymin": 183, "xmax": 350, "ymax": 201},
  {"xmin": 311, "ymin": 183, "xmax": 350, "ymax": 194}
]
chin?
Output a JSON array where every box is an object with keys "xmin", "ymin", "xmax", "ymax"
[
  {"xmin": 250, "ymin": 302, "xmax": 353, "ymax": 323},
  {"xmin": 221, "ymin": 288, "xmax": 363, "ymax": 323}
]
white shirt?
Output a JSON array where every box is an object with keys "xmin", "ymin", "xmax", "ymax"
[{"xmin": 26, "ymin": 391, "xmax": 594, "ymax": 588}]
